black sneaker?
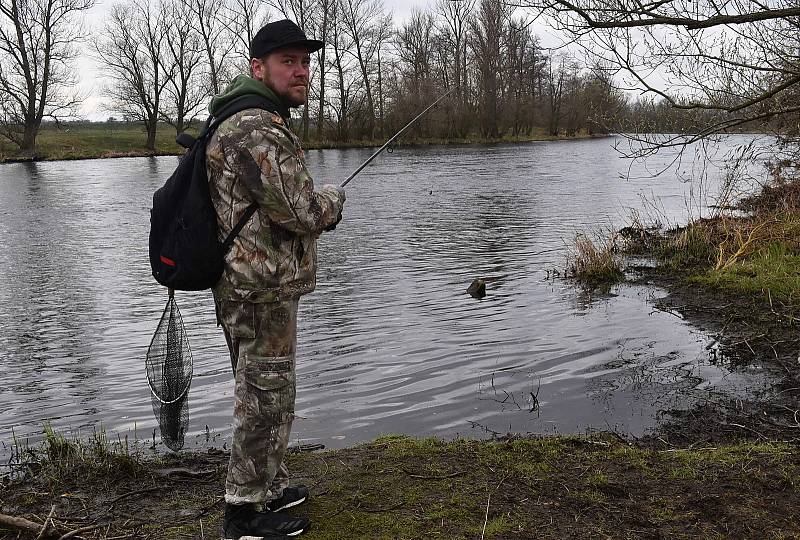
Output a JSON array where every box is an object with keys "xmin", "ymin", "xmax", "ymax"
[
  {"xmin": 222, "ymin": 503, "xmax": 309, "ymax": 539},
  {"xmin": 266, "ymin": 486, "xmax": 309, "ymax": 512}
]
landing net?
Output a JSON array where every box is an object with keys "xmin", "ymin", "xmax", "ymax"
[{"xmin": 146, "ymin": 293, "xmax": 193, "ymax": 450}]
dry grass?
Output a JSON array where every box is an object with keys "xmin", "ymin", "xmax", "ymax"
[{"xmin": 566, "ymin": 232, "xmax": 624, "ymax": 286}]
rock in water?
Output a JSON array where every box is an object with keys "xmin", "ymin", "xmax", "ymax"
[{"xmin": 467, "ymin": 279, "xmax": 486, "ymax": 299}]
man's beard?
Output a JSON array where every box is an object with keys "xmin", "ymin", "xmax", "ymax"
[
  {"xmin": 279, "ymin": 87, "xmax": 307, "ymax": 108},
  {"xmin": 261, "ymin": 71, "xmax": 307, "ymax": 108}
]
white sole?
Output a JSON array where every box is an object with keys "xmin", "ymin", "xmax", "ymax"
[
  {"xmin": 223, "ymin": 531, "xmax": 304, "ymax": 539},
  {"xmin": 272, "ymin": 496, "xmax": 307, "ymax": 512}
]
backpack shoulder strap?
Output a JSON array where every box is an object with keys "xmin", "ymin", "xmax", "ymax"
[{"xmin": 205, "ymin": 94, "xmax": 280, "ymax": 255}]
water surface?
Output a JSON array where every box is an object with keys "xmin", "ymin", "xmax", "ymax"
[{"xmin": 0, "ymin": 137, "xmax": 775, "ymax": 457}]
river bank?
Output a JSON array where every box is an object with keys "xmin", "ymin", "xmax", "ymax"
[
  {"xmin": 2, "ymin": 432, "xmax": 799, "ymax": 539},
  {"xmin": 0, "ymin": 122, "xmax": 599, "ymax": 163},
  {"xmin": 564, "ymin": 171, "xmax": 800, "ymax": 449}
]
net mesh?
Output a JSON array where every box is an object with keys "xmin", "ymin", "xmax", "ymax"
[
  {"xmin": 151, "ymin": 392, "xmax": 189, "ymax": 451},
  {"xmin": 147, "ymin": 296, "xmax": 193, "ymax": 403},
  {"xmin": 146, "ymin": 295, "xmax": 193, "ymax": 450}
]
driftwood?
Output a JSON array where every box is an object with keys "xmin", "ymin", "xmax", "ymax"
[
  {"xmin": 0, "ymin": 512, "xmax": 44, "ymax": 534},
  {"xmin": 0, "ymin": 511, "xmax": 101, "ymax": 539}
]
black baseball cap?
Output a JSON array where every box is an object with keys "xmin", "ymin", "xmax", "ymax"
[{"xmin": 249, "ymin": 19, "xmax": 324, "ymax": 59}]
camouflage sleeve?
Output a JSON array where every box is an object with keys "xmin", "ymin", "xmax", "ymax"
[{"xmin": 235, "ymin": 110, "xmax": 344, "ymax": 235}]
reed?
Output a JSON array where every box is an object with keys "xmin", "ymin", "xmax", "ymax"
[{"xmin": 566, "ymin": 231, "xmax": 624, "ymax": 286}]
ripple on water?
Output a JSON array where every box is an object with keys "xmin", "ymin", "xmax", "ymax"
[{"xmin": 0, "ymin": 137, "xmax": 778, "ymax": 457}]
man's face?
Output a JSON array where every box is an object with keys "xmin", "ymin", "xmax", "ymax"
[{"xmin": 251, "ymin": 46, "xmax": 311, "ymax": 107}]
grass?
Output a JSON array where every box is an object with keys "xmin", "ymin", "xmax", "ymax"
[
  {"xmin": 0, "ymin": 122, "xmax": 191, "ymax": 161},
  {"xmin": 571, "ymin": 172, "xmax": 800, "ymax": 306},
  {"xmin": 0, "ymin": 122, "xmax": 600, "ymax": 162},
  {"xmin": 565, "ymin": 231, "xmax": 625, "ymax": 286},
  {"xmin": 651, "ymin": 193, "xmax": 800, "ymax": 305},
  {"xmin": 690, "ymin": 242, "xmax": 800, "ymax": 301},
  {"xmin": 5, "ymin": 424, "xmax": 151, "ymax": 495},
  {"xmin": 3, "ymin": 433, "xmax": 800, "ymax": 538}
]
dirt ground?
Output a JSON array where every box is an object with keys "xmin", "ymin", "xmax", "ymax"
[{"xmin": 2, "ymin": 434, "xmax": 800, "ymax": 540}]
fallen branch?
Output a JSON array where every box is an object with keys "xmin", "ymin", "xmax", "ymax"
[
  {"xmin": 0, "ymin": 512, "xmax": 46, "ymax": 535},
  {"xmin": 57, "ymin": 524, "xmax": 102, "ymax": 540}
]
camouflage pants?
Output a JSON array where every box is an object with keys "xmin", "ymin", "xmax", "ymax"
[{"xmin": 216, "ymin": 298, "xmax": 298, "ymax": 506}]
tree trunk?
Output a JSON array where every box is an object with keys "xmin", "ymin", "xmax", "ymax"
[
  {"xmin": 20, "ymin": 122, "xmax": 38, "ymax": 156},
  {"xmin": 146, "ymin": 118, "xmax": 158, "ymax": 151}
]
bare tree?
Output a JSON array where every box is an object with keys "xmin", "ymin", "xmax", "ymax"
[
  {"xmin": 394, "ymin": 10, "xmax": 438, "ymax": 137},
  {"xmin": 325, "ymin": 0, "xmax": 359, "ymax": 140},
  {"xmin": 340, "ymin": 0, "xmax": 390, "ymax": 139},
  {"xmin": 522, "ymin": 0, "xmax": 800, "ymax": 167},
  {"xmin": 396, "ymin": 10, "xmax": 435, "ymax": 99},
  {"xmin": 184, "ymin": 0, "xmax": 235, "ymax": 95},
  {"xmin": 543, "ymin": 53, "xmax": 566, "ymax": 136},
  {"xmin": 225, "ymin": 0, "xmax": 271, "ymax": 65},
  {"xmin": 435, "ymin": 0, "xmax": 475, "ymax": 136},
  {"xmin": 161, "ymin": 0, "xmax": 207, "ymax": 134},
  {"xmin": 96, "ymin": 0, "xmax": 172, "ymax": 151},
  {"xmin": 312, "ymin": 0, "xmax": 334, "ymax": 139},
  {"xmin": 0, "ymin": 0, "xmax": 94, "ymax": 155},
  {"xmin": 470, "ymin": 0, "xmax": 512, "ymax": 138}
]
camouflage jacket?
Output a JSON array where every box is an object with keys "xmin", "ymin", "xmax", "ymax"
[{"xmin": 206, "ymin": 109, "xmax": 344, "ymax": 303}]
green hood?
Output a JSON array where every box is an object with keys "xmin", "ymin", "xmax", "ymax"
[{"xmin": 208, "ymin": 75, "xmax": 288, "ymax": 119}]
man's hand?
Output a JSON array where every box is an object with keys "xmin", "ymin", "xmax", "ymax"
[
  {"xmin": 324, "ymin": 211, "xmax": 343, "ymax": 231},
  {"xmin": 323, "ymin": 184, "xmax": 345, "ymax": 231},
  {"xmin": 325, "ymin": 184, "xmax": 346, "ymax": 203}
]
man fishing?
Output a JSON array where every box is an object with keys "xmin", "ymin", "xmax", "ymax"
[{"xmin": 205, "ymin": 19, "xmax": 345, "ymax": 539}]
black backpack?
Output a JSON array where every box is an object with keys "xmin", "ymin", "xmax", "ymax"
[{"xmin": 149, "ymin": 95, "xmax": 279, "ymax": 291}]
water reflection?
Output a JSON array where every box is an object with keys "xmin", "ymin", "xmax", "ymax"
[{"xmin": 0, "ymin": 136, "xmax": 779, "ymax": 458}]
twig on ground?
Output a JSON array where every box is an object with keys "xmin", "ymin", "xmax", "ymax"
[
  {"xmin": 35, "ymin": 505, "xmax": 56, "ymax": 540},
  {"xmin": 480, "ymin": 493, "xmax": 491, "ymax": 540},
  {"xmin": 724, "ymin": 422, "xmax": 769, "ymax": 440},
  {"xmin": 481, "ymin": 473, "xmax": 511, "ymax": 540},
  {"xmin": 401, "ymin": 468, "xmax": 465, "ymax": 480},
  {"xmin": 108, "ymin": 487, "xmax": 163, "ymax": 506},
  {"xmin": 57, "ymin": 524, "xmax": 102, "ymax": 540}
]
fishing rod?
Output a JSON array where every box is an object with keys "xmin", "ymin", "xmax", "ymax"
[{"xmin": 339, "ymin": 87, "xmax": 455, "ymax": 188}]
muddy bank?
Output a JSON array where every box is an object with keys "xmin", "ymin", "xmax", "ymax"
[
  {"xmin": 2, "ymin": 435, "xmax": 800, "ymax": 539},
  {"xmin": 630, "ymin": 264, "xmax": 800, "ymax": 447}
]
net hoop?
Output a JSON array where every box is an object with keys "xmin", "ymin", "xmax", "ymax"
[{"xmin": 146, "ymin": 296, "xmax": 194, "ymax": 405}]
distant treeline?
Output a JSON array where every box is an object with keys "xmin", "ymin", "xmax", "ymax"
[
  {"xmin": 0, "ymin": 0, "xmax": 770, "ymax": 157},
  {"xmin": 0, "ymin": 0, "xmax": 728, "ymax": 157}
]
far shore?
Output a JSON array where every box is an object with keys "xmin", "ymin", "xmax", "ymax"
[{"xmin": 0, "ymin": 122, "xmax": 604, "ymax": 164}]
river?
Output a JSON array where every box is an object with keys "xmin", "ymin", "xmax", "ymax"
[{"xmin": 0, "ymin": 136, "xmax": 774, "ymax": 459}]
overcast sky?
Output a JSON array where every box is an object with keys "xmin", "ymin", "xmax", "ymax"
[{"xmin": 77, "ymin": 0, "xmax": 434, "ymax": 119}]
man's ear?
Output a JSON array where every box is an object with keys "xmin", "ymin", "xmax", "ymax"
[{"xmin": 251, "ymin": 57, "xmax": 265, "ymax": 79}]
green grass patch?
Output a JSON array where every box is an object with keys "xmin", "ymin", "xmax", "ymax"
[
  {"xmin": 691, "ymin": 243, "xmax": 800, "ymax": 302},
  {"xmin": 0, "ymin": 122, "xmax": 192, "ymax": 161}
]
